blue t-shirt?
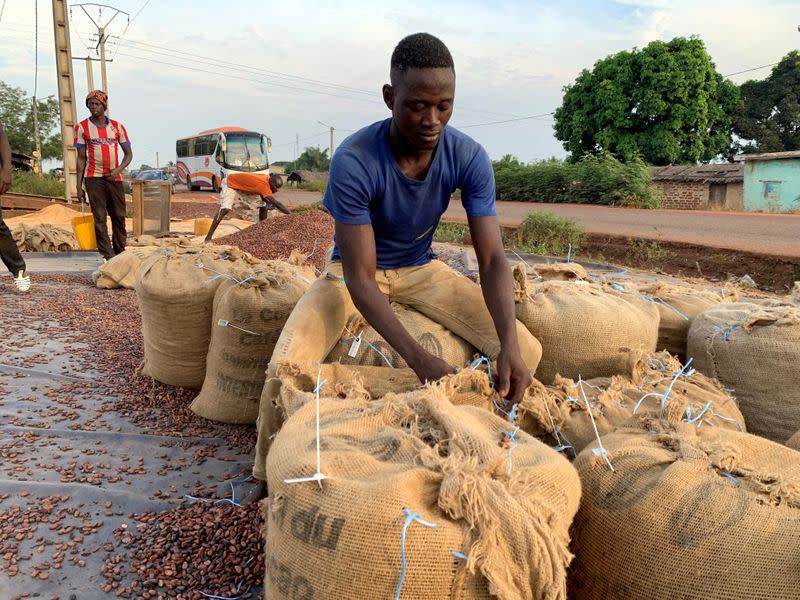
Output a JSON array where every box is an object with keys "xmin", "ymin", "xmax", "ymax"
[{"xmin": 323, "ymin": 118, "xmax": 496, "ymax": 269}]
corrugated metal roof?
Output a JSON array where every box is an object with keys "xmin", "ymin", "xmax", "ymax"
[{"xmin": 651, "ymin": 163, "xmax": 743, "ymax": 184}]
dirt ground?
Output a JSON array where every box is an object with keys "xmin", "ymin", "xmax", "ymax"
[{"xmin": 583, "ymin": 234, "xmax": 800, "ymax": 293}]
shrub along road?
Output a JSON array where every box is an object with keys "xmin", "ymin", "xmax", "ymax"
[{"xmin": 442, "ymin": 201, "xmax": 800, "ymax": 258}]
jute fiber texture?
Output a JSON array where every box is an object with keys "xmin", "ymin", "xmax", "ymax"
[
  {"xmin": 189, "ymin": 264, "xmax": 313, "ymax": 424},
  {"xmin": 134, "ymin": 247, "xmax": 259, "ymax": 388},
  {"xmin": 687, "ymin": 302, "xmax": 800, "ymax": 442},
  {"xmin": 512, "ymin": 264, "xmax": 659, "ymax": 384},
  {"xmin": 533, "ymin": 262, "xmax": 587, "ymax": 282},
  {"xmin": 325, "ymin": 302, "xmax": 479, "ymax": 369},
  {"xmin": 639, "ymin": 281, "xmax": 738, "ymax": 359},
  {"xmin": 11, "ymin": 222, "xmax": 78, "ymax": 252},
  {"xmin": 263, "ymin": 370, "xmax": 582, "ymax": 600},
  {"xmin": 252, "ymin": 362, "xmax": 422, "ymax": 481},
  {"xmin": 519, "ymin": 350, "xmax": 745, "ymax": 455},
  {"xmin": 568, "ymin": 417, "xmax": 800, "ymax": 600},
  {"xmin": 94, "ymin": 245, "xmax": 161, "ymax": 289}
]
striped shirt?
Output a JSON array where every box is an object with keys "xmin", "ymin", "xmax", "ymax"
[{"xmin": 74, "ymin": 117, "xmax": 131, "ymax": 180}]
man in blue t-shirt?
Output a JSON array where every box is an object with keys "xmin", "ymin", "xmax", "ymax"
[{"xmin": 253, "ymin": 33, "xmax": 542, "ymax": 483}]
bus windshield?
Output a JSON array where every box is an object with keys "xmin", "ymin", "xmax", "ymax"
[{"xmin": 224, "ymin": 133, "xmax": 268, "ymax": 172}]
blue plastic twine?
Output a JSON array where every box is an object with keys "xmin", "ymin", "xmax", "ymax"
[{"xmin": 395, "ymin": 508, "xmax": 438, "ymax": 600}]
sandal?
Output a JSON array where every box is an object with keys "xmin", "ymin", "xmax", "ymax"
[{"xmin": 14, "ymin": 271, "xmax": 31, "ymax": 293}]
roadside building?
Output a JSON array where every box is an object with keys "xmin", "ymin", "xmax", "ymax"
[
  {"xmin": 734, "ymin": 150, "xmax": 800, "ymax": 213},
  {"xmin": 650, "ymin": 164, "xmax": 743, "ymax": 211}
]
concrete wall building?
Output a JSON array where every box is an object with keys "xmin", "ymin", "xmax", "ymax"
[{"xmin": 735, "ymin": 150, "xmax": 800, "ymax": 213}]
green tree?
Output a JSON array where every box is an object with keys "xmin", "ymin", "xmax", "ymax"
[
  {"xmin": 0, "ymin": 81, "xmax": 62, "ymax": 159},
  {"xmin": 285, "ymin": 146, "xmax": 330, "ymax": 172},
  {"xmin": 553, "ymin": 37, "xmax": 739, "ymax": 165},
  {"xmin": 139, "ymin": 163, "xmax": 154, "ymax": 170},
  {"xmin": 733, "ymin": 50, "xmax": 800, "ymax": 154}
]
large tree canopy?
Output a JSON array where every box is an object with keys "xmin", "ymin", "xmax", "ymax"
[
  {"xmin": 553, "ymin": 37, "xmax": 738, "ymax": 165},
  {"xmin": 0, "ymin": 81, "xmax": 63, "ymax": 160},
  {"xmin": 733, "ymin": 50, "xmax": 800, "ymax": 154}
]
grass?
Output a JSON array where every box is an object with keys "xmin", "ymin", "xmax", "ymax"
[
  {"xmin": 434, "ymin": 211, "xmax": 585, "ymax": 259},
  {"xmin": 295, "ymin": 179, "xmax": 328, "ymax": 193},
  {"xmin": 10, "ymin": 172, "xmax": 66, "ymax": 197},
  {"xmin": 506, "ymin": 211, "xmax": 585, "ymax": 256},
  {"xmin": 292, "ymin": 201, "xmax": 328, "ymax": 214},
  {"xmin": 433, "ymin": 222, "xmax": 469, "ymax": 244},
  {"xmin": 625, "ymin": 239, "xmax": 675, "ymax": 264}
]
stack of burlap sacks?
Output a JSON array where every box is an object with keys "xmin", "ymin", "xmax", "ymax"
[
  {"xmin": 122, "ymin": 240, "xmax": 798, "ymax": 598},
  {"xmin": 123, "ymin": 238, "xmax": 317, "ymax": 423},
  {"xmin": 259, "ymin": 262, "xmax": 800, "ymax": 599}
]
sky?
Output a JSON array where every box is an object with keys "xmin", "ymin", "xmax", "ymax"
[{"xmin": 1, "ymin": 0, "xmax": 798, "ymax": 169}]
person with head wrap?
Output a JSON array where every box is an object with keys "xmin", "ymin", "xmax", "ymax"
[{"xmin": 74, "ymin": 90, "xmax": 134, "ymax": 261}]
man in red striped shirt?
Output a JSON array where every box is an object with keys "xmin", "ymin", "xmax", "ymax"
[{"xmin": 75, "ymin": 90, "xmax": 133, "ymax": 260}]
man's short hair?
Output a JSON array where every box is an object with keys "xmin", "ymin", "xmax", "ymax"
[{"xmin": 390, "ymin": 33, "xmax": 454, "ymax": 75}]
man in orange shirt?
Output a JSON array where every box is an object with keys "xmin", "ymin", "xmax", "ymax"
[
  {"xmin": 204, "ymin": 173, "xmax": 290, "ymax": 242},
  {"xmin": 75, "ymin": 90, "xmax": 133, "ymax": 261}
]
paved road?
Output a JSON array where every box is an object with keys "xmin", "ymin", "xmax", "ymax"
[
  {"xmin": 442, "ymin": 201, "xmax": 800, "ymax": 258},
  {"xmin": 176, "ymin": 189, "xmax": 800, "ymax": 258}
]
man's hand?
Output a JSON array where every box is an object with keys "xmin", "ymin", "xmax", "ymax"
[
  {"xmin": 410, "ymin": 353, "xmax": 456, "ymax": 384},
  {"xmin": 0, "ymin": 169, "xmax": 11, "ymax": 196},
  {"xmin": 106, "ymin": 168, "xmax": 121, "ymax": 181},
  {"xmin": 76, "ymin": 186, "xmax": 86, "ymax": 204},
  {"xmin": 495, "ymin": 347, "xmax": 532, "ymax": 406}
]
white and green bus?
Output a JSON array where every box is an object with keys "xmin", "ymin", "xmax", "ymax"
[{"xmin": 175, "ymin": 126, "xmax": 272, "ymax": 192}]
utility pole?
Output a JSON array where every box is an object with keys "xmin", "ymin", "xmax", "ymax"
[
  {"xmin": 295, "ymin": 133, "xmax": 299, "ymax": 161},
  {"xmin": 156, "ymin": 152, "xmax": 159, "ymax": 168},
  {"xmin": 84, "ymin": 56, "xmax": 94, "ymax": 92},
  {"xmin": 52, "ymin": 0, "xmax": 79, "ymax": 201},
  {"xmin": 32, "ymin": 97, "xmax": 43, "ymax": 176},
  {"xmin": 317, "ymin": 121, "xmax": 335, "ymax": 158},
  {"xmin": 74, "ymin": 3, "xmax": 129, "ymax": 115}
]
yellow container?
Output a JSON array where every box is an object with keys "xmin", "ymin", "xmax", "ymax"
[
  {"xmin": 72, "ymin": 215, "xmax": 97, "ymax": 250},
  {"xmin": 194, "ymin": 217, "xmax": 213, "ymax": 236}
]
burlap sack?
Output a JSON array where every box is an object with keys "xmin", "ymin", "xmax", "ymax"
[
  {"xmin": 512, "ymin": 264, "xmax": 659, "ymax": 383},
  {"xmin": 263, "ymin": 370, "xmax": 582, "ymax": 600},
  {"xmin": 134, "ymin": 248, "xmax": 258, "ymax": 388},
  {"xmin": 94, "ymin": 246, "xmax": 161, "ymax": 289},
  {"xmin": 324, "ymin": 302, "xmax": 478, "ymax": 369},
  {"xmin": 189, "ymin": 265, "xmax": 313, "ymax": 424},
  {"xmin": 688, "ymin": 303, "xmax": 800, "ymax": 442},
  {"xmin": 787, "ymin": 430, "xmax": 800, "ymax": 451},
  {"xmin": 11, "ymin": 222, "xmax": 78, "ymax": 252},
  {"xmin": 534, "ymin": 262, "xmax": 587, "ymax": 281},
  {"xmin": 568, "ymin": 417, "xmax": 800, "ymax": 599},
  {"xmin": 519, "ymin": 351, "xmax": 745, "ymax": 455},
  {"xmin": 639, "ymin": 281, "xmax": 738, "ymax": 359}
]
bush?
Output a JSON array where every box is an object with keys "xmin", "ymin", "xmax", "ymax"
[
  {"xmin": 433, "ymin": 222, "xmax": 469, "ymax": 244},
  {"xmin": 10, "ymin": 172, "xmax": 65, "ymax": 197},
  {"xmin": 493, "ymin": 153, "xmax": 661, "ymax": 209},
  {"xmin": 508, "ymin": 211, "xmax": 586, "ymax": 256}
]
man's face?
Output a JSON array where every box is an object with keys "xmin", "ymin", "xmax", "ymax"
[
  {"xmin": 87, "ymin": 98, "xmax": 105, "ymax": 118},
  {"xmin": 384, "ymin": 67, "xmax": 455, "ymax": 151}
]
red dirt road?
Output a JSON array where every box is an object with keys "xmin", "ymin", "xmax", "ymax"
[
  {"xmin": 176, "ymin": 189, "xmax": 800, "ymax": 258},
  {"xmin": 442, "ymin": 201, "xmax": 800, "ymax": 258}
]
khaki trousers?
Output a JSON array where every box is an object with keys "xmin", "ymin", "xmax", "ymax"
[{"xmin": 252, "ymin": 259, "xmax": 542, "ymax": 481}]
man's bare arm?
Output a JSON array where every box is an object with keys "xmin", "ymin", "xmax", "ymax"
[{"xmin": 336, "ymin": 221, "xmax": 453, "ymax": 382}]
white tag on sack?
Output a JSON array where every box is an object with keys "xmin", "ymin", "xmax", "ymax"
[
  {"xmin": 348, "ymin": 334, "xmax": 362, "ymax": 358},
  {"xmin": 217, "ymin": 319, "xmax": 229, "ymax": 327},
  {"xmin": 592, "ymin": 447, "xmax": 609, "ymax": 457}
]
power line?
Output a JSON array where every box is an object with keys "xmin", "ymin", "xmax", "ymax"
[
  {"xmin": 107, "ymin": 36, "xmax": 533, "ymax": 121},
  {"xmin": 723, "ymin": 63, "xmax": 778, "ymax": 77},
  {"xmin": 112, "ymin": 49, "xmax": 382, "ymax": 104},
  {"xmin": 458, "ymin": 112, "xmax": 555, "ymax": 128},
  {"xmin": 34, "ymin": 0, "xmax": 38, "ymax": 98},
  {"xmin": 111, "ymin": 0, "xmax": 151, "ymax": 60}
]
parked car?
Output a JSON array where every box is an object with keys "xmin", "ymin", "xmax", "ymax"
[{"xmin": 134, "ymin": 169, "xmax": 174, "ymax": 192}]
